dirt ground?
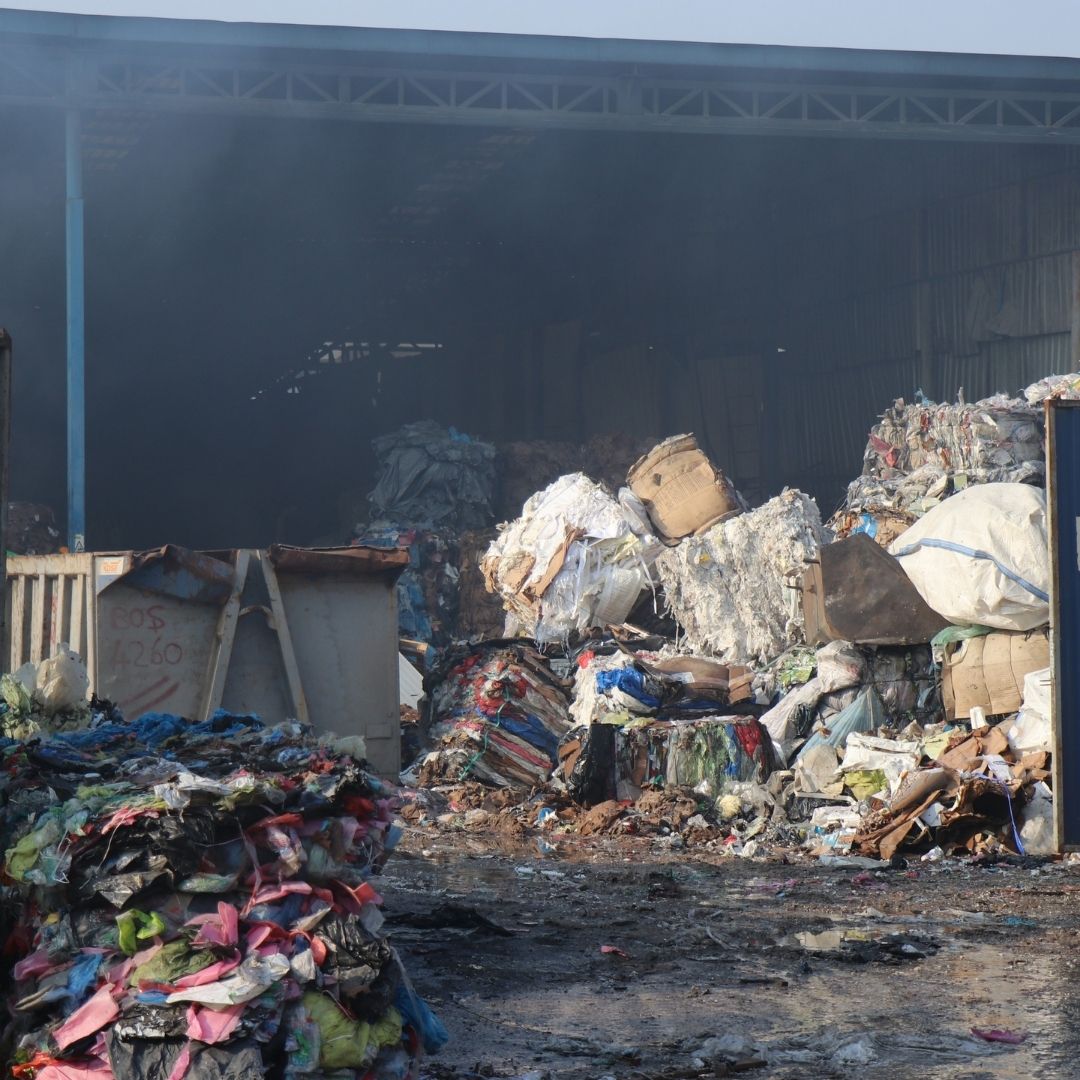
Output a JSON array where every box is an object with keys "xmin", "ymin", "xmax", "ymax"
[{"xmin": 383, "ymin": 824, "xmax": 1080, "ymax": 1080}]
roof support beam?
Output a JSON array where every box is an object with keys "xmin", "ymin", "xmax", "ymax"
[{"xmin": 7, "ymin": 46, "xmax": 1080, "ymax": 145}]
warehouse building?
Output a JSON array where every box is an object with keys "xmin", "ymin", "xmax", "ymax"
[{"xmin": 2, "ymin": 8, "xmax": 1080, "ymax": 548}]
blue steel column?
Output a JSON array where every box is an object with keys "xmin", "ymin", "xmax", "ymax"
[{"xmin": 65, "ymin": 110, "xmax": 85, "ymax": 552}]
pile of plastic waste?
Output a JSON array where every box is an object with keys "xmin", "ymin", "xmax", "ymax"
[
  {"xmin": 368, "ymin": 421, "xmax": 496, "ymax": 532},
  {"xmin": 482, "ymin": 473, "xmax": 661, "ymax": 644},
  {"xmin": 0, "ymin": 646, "xmax": 94, "ymax": 740},
  {"xmin": 1, "ymin": 707, "xmax": 446, "ymax": 1079}
]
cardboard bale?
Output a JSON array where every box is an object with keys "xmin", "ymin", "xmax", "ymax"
[
  {"xmin": 628, "ymin": 434, "xmax": 740, "ymax": 543},
  {"xmin": 456, "ymin": 528, "xmax": 506, "ymax": 640},
  {"xmin": 942, "ymin": 629, "xmax": 1050, "ymax": 720}
]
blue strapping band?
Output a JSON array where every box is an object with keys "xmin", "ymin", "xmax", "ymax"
[{"xmin": 893, "ymin": 538, "xmax": 1049, "ymax": 603}]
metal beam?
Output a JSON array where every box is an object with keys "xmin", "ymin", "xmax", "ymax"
[
  {"xmin": 9, "ymin": 45, "xmax": 1080, "ymax": 143},
  {"xmin": 65, "ymin": 108, "xmax": 85, "ymax": 553}
]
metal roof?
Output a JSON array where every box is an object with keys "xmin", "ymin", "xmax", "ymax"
[
  {"xmin": 7, "ymin": 8, "xmax": 1080, "ymax": 143},
  {"xmin": 5, "ymin": 6, "xmax": 1080, "ymax": 84}
]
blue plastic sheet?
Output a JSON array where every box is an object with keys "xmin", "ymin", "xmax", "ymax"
[
  {"xmin": 395, "ymin": 984, "xmax": 449, "ymax": 1054},
  {"xmin": 795, "ymin": 686, "xmax": 886, "ymax": 760}
]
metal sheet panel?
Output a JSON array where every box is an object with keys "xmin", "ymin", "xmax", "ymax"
[
  {"xmin": 926, "ymin": 182, "xmax": 1027, "ymax": 276},
  {"xmin": 95, "ymin": 580, "xmax": 220, "ymax": 719},
  {"xmin": 278, "ymin": 574, "xmax": 401, "ymax": 776}
]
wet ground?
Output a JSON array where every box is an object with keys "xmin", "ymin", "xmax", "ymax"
[{"xmin": 382, "ymin": 826, "xmax": 1080, "ymax": 1080}]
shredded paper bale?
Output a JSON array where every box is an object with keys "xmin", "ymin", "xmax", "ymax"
[
  {"xmin": 655, "ymin": 489, "xmax": 826, "ymax": 664},
  {"xmin": 495, "ymin": 433, "xmax": 654, "ymax": 523},
  {"xmin": 482, "ymin": 473, "xmax": 660, "ymax": 643}
]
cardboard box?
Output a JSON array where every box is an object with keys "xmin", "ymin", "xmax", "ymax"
[{"xmin": 942, "ymin": 629, "xmax": 1050, "ymax": 719}]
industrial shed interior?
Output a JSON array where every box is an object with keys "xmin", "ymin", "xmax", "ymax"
[{"xmin": 2, "ymin": 12, "xmax": 1079, "ymax": 550}]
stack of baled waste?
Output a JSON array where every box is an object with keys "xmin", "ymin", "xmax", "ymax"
[
  {"xmin": 833, "ymin": 390, "xmax": 1044, "ymax": 543},
  {"xmin": 411, "ymin": 641, "xmax": 572, "ymax": 790},
  {"xmin": 368, "ymin": 421, "xmax": 496, "ymax": 532},
  {"xmin": 1, "ymin": 708, "xmax": 445, "ymax": 1080},
  {"xmin": 482, "ymin": 473, "xmax": 662, "ymax": 643}
]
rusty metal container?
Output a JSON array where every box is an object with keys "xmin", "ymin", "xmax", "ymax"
[{"xmin": 5, "ymin": 544, "xmax": 408, "ymax": 775}]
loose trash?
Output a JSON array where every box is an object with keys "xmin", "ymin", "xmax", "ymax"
[
  {"xmin": 0, "ymin": 648, "xmax": 96, "ymax": 740},
  {"xmin": 0, "ymin": 702, "xmax": 444, "ymax": 1078},
  {"xmin": 599, "ymin": 945, "xmax": 630, "ymax": 959},
  {"xmin": 970, "ymin": 1028, "xmax": 1029, "ymax": 1045}
]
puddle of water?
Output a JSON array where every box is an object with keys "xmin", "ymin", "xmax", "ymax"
[{"xmin": 795, "ymin": 928, "xmax": 872, "ymax": 950}]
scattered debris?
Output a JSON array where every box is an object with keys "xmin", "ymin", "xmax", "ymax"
[{"xmin": 0, "ymin": 701, "xmax": 445, "ymax": 1077}]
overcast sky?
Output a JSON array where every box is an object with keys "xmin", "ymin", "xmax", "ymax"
[{"xmin": 4, "ymin": 0, "xmax": 1080, "ymax": 58}]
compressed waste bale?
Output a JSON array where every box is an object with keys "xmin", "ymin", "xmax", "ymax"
[
  {"xmin": 889, "ymin": 483, "xmax": 1049, "ymax": 631},
  {"xmin": 656, "ymin": 489, "xmax": 826, "ymax": 664},
  {"xmin": 415, "ymin": 641, "xmax": 572, "ymax": 789},
  {"xmin": 628, "ymin": 433, "xmax": 741, "ymax": 544},
  {"xmin": 455, "ymin": 528, "xmax": 505, "ymax": 640},
  {"xmin": 832, "ymin": 390, "xmax": 1044, "ymax": 543},
  {"xmin": 554, "ymin": 714, "xmax": 777, "ymax": 806},
  {"xmin": 482, "ymin": 473, "xmax": 660, "ymax": 644},
  {"xmin": 0, "ymin": 709, "xmax": 445, "ymax": 1078},
  {"xmin": 557, "ymin": 723, "xmax": 618, "ymax": 805},
  {"xmin": 942, "ymin": 629, "xmax": 1050, "ymax": 719},
  {"xmin": 1025, "ymin": 370, "xmax": 1080, "ymax": 403},
  {"xmin": 494, "ymin": 433, "xmax": 654, "ymax": 524},
  {"xmin": 357, "ymin": 523, "xmax": 459, "ymax": 648},
  {"xmin": 368, "ymin": 421, "xmax": 495, "ymax": 531}
]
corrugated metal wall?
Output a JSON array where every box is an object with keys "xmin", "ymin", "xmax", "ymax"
[
  {"xmin": 322, "ymin": 139, "xmax": 1080, "ymax": 527},
  {"xmin": 766, "ymin": 142, "xmax": 1080, "ymax": 511}
]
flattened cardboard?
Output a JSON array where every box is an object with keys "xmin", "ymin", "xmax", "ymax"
[{"xmin": 943, "ymin": 630, "xmax": 1050, "ymax": 720}]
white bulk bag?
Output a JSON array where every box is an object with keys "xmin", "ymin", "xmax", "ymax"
[{"xmin": 889, "ymin": 483, "xmax": 1048, "ymax": 631}]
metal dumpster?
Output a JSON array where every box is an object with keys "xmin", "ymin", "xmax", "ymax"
[{"xmin": 5, "ymin": 543, "xmax": 409, "ymax": 775}]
